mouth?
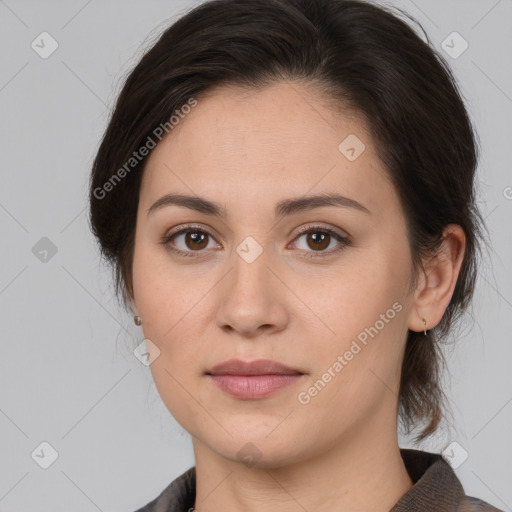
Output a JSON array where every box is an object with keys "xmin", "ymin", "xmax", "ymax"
[
  {"xmin": 206, "ymin": 358, "xmax": 304, "ymax": 376},
  {"xmin": 205, "ymin": 359, "xmax": 306, "ymax": 399}
]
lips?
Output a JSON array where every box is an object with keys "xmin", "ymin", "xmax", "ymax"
[
  {"xmin": 206, "ymin": 358, "xmax": 303, "ymax": 376},
  {"xmin": 206, "ymin": 359, "xmax": 305, "ymax": 399}
]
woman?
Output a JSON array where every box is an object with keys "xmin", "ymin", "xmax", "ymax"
[{"xmin": 88, "ymin": 0, "xmax": 503, "ymax": 510}]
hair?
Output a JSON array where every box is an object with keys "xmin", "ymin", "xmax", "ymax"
[{"xmin": 88, "ymin": 0, "xmax": 488, "ymax": 443}]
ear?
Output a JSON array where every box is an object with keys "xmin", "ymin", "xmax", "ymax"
[
  {"xmin": 407, "ymin": 224, "xmax": 466, "ymax": 333},
  {"xmin": 126, "ymin": 279, "xmax": 139, "ymax": 316},
  {"xmin": 129, "ymin": 294, "xmax": 139, "ymax": 318}
]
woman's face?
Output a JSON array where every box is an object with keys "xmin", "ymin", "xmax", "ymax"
[{"xmin": 131, "ymin": 82, "xmax": 420, "ymax": 467}]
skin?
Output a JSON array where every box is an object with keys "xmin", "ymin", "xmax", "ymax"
[{"xmin": 129, "ymin": 81, "xmax": 466, "ymax": 512}]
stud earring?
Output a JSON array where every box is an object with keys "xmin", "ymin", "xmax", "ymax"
[{"xmin": 134, "ymin": 315, "xmax": 142, "ymax": 326}]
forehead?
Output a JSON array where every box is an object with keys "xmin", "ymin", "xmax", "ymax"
[
  {"xmin": 140, "ymin": 81, "xmax": 397, "ymax": 218},
  {"xmin": 160, "ymin": 81, "xmax": 368, "ymax": 157}
]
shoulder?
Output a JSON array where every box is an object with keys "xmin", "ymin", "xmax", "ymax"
[
  {"xmin": 457, "ymin": 495, "xmax": 506, "ymax": 511},
  {"xmin": 395, "ymin": 449, "xmax": 505, "ymax": 512},
  {"xmin": 132, "ymin": 466, "xmax": 196, "ymax": 512}
]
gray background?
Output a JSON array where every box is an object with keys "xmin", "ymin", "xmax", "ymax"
[{"xmin": 0, "ymin": 0, "xmax": 511, "ymax": 511}]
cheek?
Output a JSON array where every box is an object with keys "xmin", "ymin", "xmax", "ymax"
[
  {"xmin": 295, "ymin": 251, "xmax": 408, "ymax": 389},
  {"xmin": 294, "ymin": 261, "xmax": 392, "ymax": 340},
  {"xmin": 132, "ymin": 242, "xmax": 212, "ymax": 376},
  {"xmin": 132, "ymin": 241, "xmax": 189, "ymax": 333}
]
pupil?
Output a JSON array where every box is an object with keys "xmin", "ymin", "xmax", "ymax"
[
  {"xmin": 309, "ymin": 232, "xmax": 329, "ymax": 250},
  {"xmin": 187, "ymin": 232, "xmax": 207, "ymax": 249}
]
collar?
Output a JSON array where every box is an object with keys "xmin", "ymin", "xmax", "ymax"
[{"xmin": 391, "ymin": 448, "xmax": 465, "ymax": 511}]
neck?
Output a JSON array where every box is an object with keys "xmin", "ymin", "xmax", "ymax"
[{"xmin": 192, "ymin": 414, "xmax": 413, "ymax": 512}]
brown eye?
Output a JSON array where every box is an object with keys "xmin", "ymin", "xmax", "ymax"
[
  {"xmin": 161, "ymin": 226, "xmax": 218, "ymax": 257},
  {"xmin": 161, "ymin": 224, "xmax": 350, "ymax": 259},
  {"xmin": 305, "ymin": 231, "xmax": 331, "ymax": 251},
  {"xmin": 292, "ymin": 226, "xmax": 350, "ymax": 259},
  {"xmin": 183, "ymin": 231, "xmax": 209, "ymax": 250}
]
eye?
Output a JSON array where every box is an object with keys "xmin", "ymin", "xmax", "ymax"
[
  {"xmin": 160, "ymin": 223, "xmax": 351, "ymax": 259},
  {"xmin": 290, "ymin": 225, "xmax": 350, "ymax": 259},
  {"xmin": 160, "ymin": 224, "xmax": 219, "ymax": 258}
]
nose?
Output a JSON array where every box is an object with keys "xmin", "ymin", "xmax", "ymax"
[{"xmin": 215, "ymin": 245, "xmax": 289, "ymax": 339}]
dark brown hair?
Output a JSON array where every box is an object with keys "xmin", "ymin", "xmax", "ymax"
[{"xmin": 88, "ymin": 0, "xmax": 487, "ymax": 442}]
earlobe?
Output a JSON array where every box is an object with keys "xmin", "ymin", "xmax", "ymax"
[
  {"xmin": 407, "ymin": 224, "xmax": 466, "ymax": 334},
  {"xmin": 129, "ymin": 298, "xmax": 142, "ymax": 325}
]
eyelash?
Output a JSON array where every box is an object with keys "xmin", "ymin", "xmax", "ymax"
[{"xmin": 160, "ymin": 223, "xmax": 351, "ymax": 260}]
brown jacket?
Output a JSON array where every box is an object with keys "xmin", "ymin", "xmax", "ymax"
[{"xmin": 134, "ymin": 448, "xmax": 504, "ymax": 511}]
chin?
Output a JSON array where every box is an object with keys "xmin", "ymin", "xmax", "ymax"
[{"xmin": 200, "ymin": 427, "xmax": 309, "ymax": 469}]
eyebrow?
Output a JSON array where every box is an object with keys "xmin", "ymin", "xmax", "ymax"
[{"xmin": 146, "ymin": 192, "xmax": 371, "ymax": 219}]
